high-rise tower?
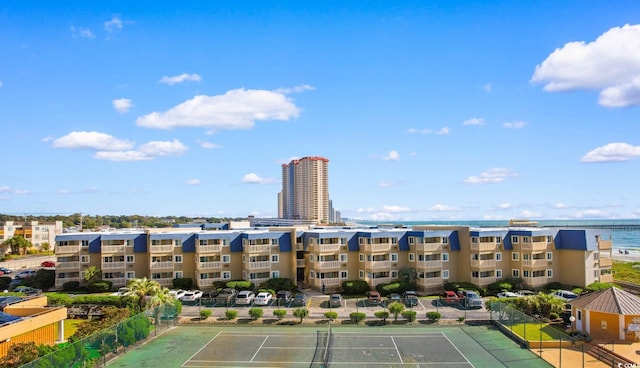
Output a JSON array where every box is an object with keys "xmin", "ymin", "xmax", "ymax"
[{"xmin": 279, "ymin": 156, "xmax": 330, "ymax": 223}]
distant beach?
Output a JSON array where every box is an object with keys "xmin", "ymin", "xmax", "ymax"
[{"xmin": 612, "ymin": 250, "xmax": 640, "ymax": 263}]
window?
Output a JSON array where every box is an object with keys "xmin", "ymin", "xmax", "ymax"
[
  {"xmin": 309, "ymin": 254, "xmax": 314, "ymax": 262},
  {"xmin": 391, "ymin": 270, "xmax": 398, "ymax": 278},
  {"xmin": 409, "ymin": 253, "xmax": 415, "ymax": 262},
  {"xmin": 522, "ymin": 236, "xmax": 530, "ymax": 243},
  {"xmin": 271, "ymin": 271, "xmax": 280, "ymax": 278},
  {"xmin": 471, "ymin": 271, "xmax": 479, "ymax": 278},
  {"xmin": 496, "ymin": 269, "xmax": 503, "ymax": 278},
  {"xmin": 359, "ymin": 270, "xmax": 364, "ymax": 279},
  {"xmin": 359, "ymin": 238, "xmax": 364, "ymax": 245},
  {"xmin": 174, "ymin": 271, "xmax": 183, "ymax": 279},
  {"xmin": 442, "ymin": 237, "xmax": 448, "ymax": 244},
  {"xmin": 471, "ymin": 237, "xmax": 478, "ymax": 243},
  {"xmin": 81, "ymin": 240, "xmax": 89, "ymax": 247},
  {"xmin": 126, "ymin": 239, "xmax": 134, "ymax": 246},
  {"xmin": 310, "ymin": 270, "xmax": 315, "ymax": 279},
  {"xmin": 522, "ymin": 253, "xmax": 530, "ymax": 260},
  {"xmin": 222, "ymin": 271, "xmax": 230, "ymax": 279},
  {"xmin": 512, "ymin": 269, "xmax": 520, "ymax": 277},
  {"xmin": 174, "ymin": 239, "xmax": 182, "ymax": 247},
  {"xmin": 174, "ymin": 255, "xmax": 183, "ymax": 263},
  {"xmin": 523, "ymin": 270, "xmax": 530, "ymax": 277},
  {"xmin": 442, "ymin": 253, "xmax": 449, "ymax": 262},
  {"xmin": 391, "ymin": 253, "xmax": 398, "ymax": 262},
  {"xmin": 547, "ymin": 269, "xmax": 553, "ymax": 278},
  {"xmin": 126, "ymin": 255, "xmax": 134, "ymax": 263},
  {"xmin": 126, "ymin": 271, "xmax": 135, "ymax": 279},
  {"xmin": 495, "ymin": 252, "xmax": 502, "ymax": 261},
  {"xmin": 512, "ymin": 252, "xmax": 519, "ymax": 261},
  {"xmin": 271, "ymin": 238, "xmax": 278, "ymax": 246},
  {"xmin": 340, "ymin": 254, "xmax": 348, "ymax": 262},
  {"xmin": 547, "ymin": 235, "xmax": 553, "ymax": 243},
  {"xmin": 409, "ymin": 237, "xmax": 415, "ymax": 244},
  {"xmin": 442, "ymin": 270, "xmax": 449, "ymax": 279},
  {"xmin": 471, "ymin": 254, "xmax": 479, "ymax": 260},
  {"xmin": 271, "ymin": 254, "xmax": 279, "ymax": 263},
  {"xmin": 511, "ymin": 236, "xmax": 519, "ymax": 244},
  {"xmin": 222, "ymin": 255, "xmax": 230, "ymax": 263},
  {"xmin": 340, "ymin": 271, "xmax": 348, "ymax": 279},
  {"xmin": 546, "ymin": 252, "xmax": 553, "ymax": 261},
  {"xmin": 359, "ymin": 253, "xmax": 364, "ymax": 262},
  {"xmin": 81, "ymin": 255, "xmax": 90, "ymax": 263},
  {"xmin": 496, "ymin": 236, "xmax": 502, "ymax": 244}
]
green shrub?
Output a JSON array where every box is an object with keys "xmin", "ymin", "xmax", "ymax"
[
  {"xmin": 426, "ymin": 311, "xmax": 441, "ymax": 321},
  {"xmin": 349, "ymin": 312, "xmax": 366, "ymax": 323},
  {"xmin": 293, "ymin": 307, "xmax": 309, "ymax": 323},
  {"xmin": 487, "ymin": 278, "xmax": 524, "ymax": 295},
  {"xmin": 226, "ymin": 280, "xmax": 254, "ymax": 291},
  {"xmin": 374, "ymin": 310, "xmax": 389, "ymax": 322},
  {"xmin": 375, "ymin": 281, "xmax": 415, "ymax": 296},
  {"xmin": 257, "ymin": 288, "xmax": 276, "ymax": 296},
  {"xmin": 0, "ymin": 276, "xmax": 10, "ymax": 290},
  {"xmin": 225, "ymin": 309, "xmax": 238, "ymax": 320},
  {"xmin": 260, "ymin": 278, "xmax": 297, "ymax": 292},
  {"xmin": 549, "ymin": 312, "xmax": 559, "ymax": 320},
  {"xmin": 546, "ymin": 282, "xmax": 563, "ymax": 291},
  {"xmin": 172, "ymin": 278, "xmax": 193, "ymax": 290},
  {"xmin": 402, "ymin": 310, "xmax": 417, "ymax": 322},
  {"xmin": 249, "ymin": 308, "xmax": 264, "ymax": 320},
  {"xmin": 387, "ymin": 301, "xmax": 405, "ymax": 321},
  {"xmin": 62, "ymin": 281, "xmax": 81, "ymax": 291},
  {"xmin": 585, "ymin": 282, "xmax": 617, "ymax": 292},
  {"xmin": 444, "ymin": 282, "xmax": 477, "ymax": 292},
  {"xmin": 87, "ymin": 280, "xmax": 112, "ymax": 293},
  {"xmin": 324, "ymin": 311, "xmax": 338, "ymax": 321},
  {"xmin": 458, "ymin": 316, "xmax": 465, "ymax": 323},
  {"xmin": 341, "ymin": 280, "xmax": 369, "ymax": 295},
  {"xmin": 200, "ymin": 309, "xmax": 212, "ymax": 319},
  {"xmin": 46, "ymin": 293, "xmax": 73, "ymax": 306},
  {"xmin": 273, "ymin": 309, "xmax": 287, "ymax": 321}
]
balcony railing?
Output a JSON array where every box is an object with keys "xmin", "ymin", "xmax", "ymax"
[
  {"xmin": 599, "ymin": 274, "xmax": 614, "ymax": 283},
  {"xmin": 524, "ymin": 277, "xmax": 548, "ymax": 287},
  {"xmin": 244, "ymin": 245, "xmax": 271, "ymax": 253},
  {"xmin": 599, "ymin": 257, "xmax": 612, "ymax": 267},
  {"xmin": 150, "ymin": 261, "xmax": 174, "ymax": 270},
  {"xmin": 416, "ymin": 243, "xmax": 442, "ymax": 252},
  {"xmin": 313, "ymin": 278, "xmax": 341, "ymax": 287},
  {"xmin": 102, "ymin": 262, "xmax": 125, "ymax": 270},
  {"xmin": 471, "ymin": 276, "xmax": 496, "ymax": 286},
  {"xmin": 153, "ymin": 278, "xmax": 173, "ymax": 287},
  {"xmin": 197, "ymin": 278, "xmax": 222, "ymax": 288},
  {"xmin": 149, "ymin": 245, "xmax": 174, "ymax": 253},
  {"xmin": 418, "ymin": 277, "xmax": 442, "ymax": 286},
  {"xmin": 598, "ymin": 240, "xmax": 612, "ymax": 250},
  {"xmin": 101, "ymin": 245, "xmax": 125, "ymax": 254},
  {"xmin": 470, "ymin": 259, "xmax": 496, "ymax": 268},
  {"xmin": 365, "ymin": 276, "xmax": 390, "ymax": 286},
  {"xmin": 197, "ymin": 244, "xmax": 222, "ymax": 253},
  {"xmin": 246, "ymin": 261, "xmax": 270, "ymax": 270},
  {"xmin": 314, "ymin": 244, "xmax": 340, "ymax": 253},
  {"xmin": 364, "ymin": 243, "xmax": 391, "ymax": 253},
  {"xmin": 366, "ymin": 260, "xmax": 391, "ymax": 269},
  {"xmin": 315, "ymin": 260, "xmax": 340, "ymax": 269},
  {"xmin": 56, "ymin": 261, "xmax": 80, "ymax": 270},
  {"xmin": 55, "ymin": 245, "xmax": 81, "ymax": 254},
  {"xmin": 522, "ymin": 259, "xmax": 548, "ymax": 268},
  {"xmin": 296, "ymin": 259, "xmax": 306, "ymax": 267},
  {"xmin": 104, "ymin": 278, "xmax": 126, "ymax": 286},
  {"xmin": 521, "ymin": 242, "xmax": 549, "ymax": 252},
  {"xmin": 250, "ymin": 277, "xmax": 270, "ymax": 286},
  {"xmin": 197, "ymin": 261, "xmax": 221, "ymax": 270},
  {"xmin": 55, "ymin": 277, "xmax": 81, "ymax": 287},
  {"xmin": 470, "ymin": 243, "xmax": 497, "ymax": 252},
  {"xmin": 417, "ymin": 260, "xmax": 442, "ymax": 269}
]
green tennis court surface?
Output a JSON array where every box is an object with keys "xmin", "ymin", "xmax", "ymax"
[{"xmin": 107, "ymin": 325, "xmax": 552, "ymax": 368}]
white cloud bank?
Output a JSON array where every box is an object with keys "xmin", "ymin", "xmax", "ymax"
[
  {"xmin": 463, "ymin": 168, "xmax": 520, "ymax": 184},
  {"xmin": 242, "ymin": 173, "xmax": 277, "ymax": 184},
  {"xmin": 531, "ymin": 24, "xmax": 640, "ymax": 107},
  {"xmin": 104, "ymin": 16, "xmax": 123, "ymax": 32},
  {"xmin": 407, "ymin": 127, "xmax": 449, "ymax": 135},
  {"xmin": 382, "ymin": 150, "xmax": 400, "ymax": 161},
  {"xmin": 52, "ymin": 131, "xmax": 134, "ymax": 151},
  {"xmin": 158, "ymin": 73, "xmax": 202, "ymax": 85},
  {"xmin": 581, "ymin": 142, "xmax": 640, "ymax": 162},
  {"xmin": 112, "ymin": 98, "xmax": 133, "ymax": 113},
  {"xmin": 136, "ymin": 88, "xmax": 302, "ymax": 130},
  {"xmin": 463, "ymin": 118, "xmax": 485, "ymax": 126}
]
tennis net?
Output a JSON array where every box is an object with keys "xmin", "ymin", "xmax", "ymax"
[{"xmin": 323, "ymin": 323, "xmax": 333, "ymax": 367}]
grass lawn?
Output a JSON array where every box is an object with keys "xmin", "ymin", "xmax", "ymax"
[
  {"xmin": 507, "ymin": 322, "xmax": 567, "ymax": 341},
  {"xmin": 54, "ymin": 319, "xmax": 86, "ymax": 340}
]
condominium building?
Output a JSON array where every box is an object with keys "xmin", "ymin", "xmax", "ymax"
[
  {"xmin": 0, "ymin": 221, "xmax": 63, "ymax": 252},
  {"xmin": 54, "ymin": 224, "xmax": 613, "ymax": 293},
  {"xmin": 279, "ymin": 156, "xmax": 330, "ymax": 223}
]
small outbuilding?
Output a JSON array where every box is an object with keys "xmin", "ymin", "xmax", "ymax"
[{"xmin": 568, "ymin": 287, "xmax": 640, "ymax": 342}]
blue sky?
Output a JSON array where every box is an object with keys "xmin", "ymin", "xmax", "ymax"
[{"xmin": 2, "ymin": 1, "xmax": 640, "ymax": 221}]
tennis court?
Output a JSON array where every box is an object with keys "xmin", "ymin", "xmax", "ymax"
[{"xmin": 107, "ymin": 324, "xmax": 552, "ymax": 368}]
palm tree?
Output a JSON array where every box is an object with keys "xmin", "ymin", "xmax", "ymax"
[
  {"xmin": 398, "ymin": 267, "xmax": 417, "ymax": 283},
  {"xmin": 2, "ymin": 236, "xmax": 32, "ymax": 255},
  {"xmin": 83, "ymin": 266, "xmax": 102, "ymax": 284},
  {"xmin": 127, "ymin": 277, "xmax": 162, "ymax": 310}
]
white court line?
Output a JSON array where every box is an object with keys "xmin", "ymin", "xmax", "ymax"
[
  {"xmin": 442, "ymin": 332, "xmax": 475, "ymax": 368},
  {"xmin": 181, "ymin": 331, "xmax": 222, "ymax": 368},
  {"xmin": 249, "ymin": 336, "xmax": 269, "ymax": 362},
  {"xmin": 390, "ymin": 336, "xmax": 404, "ymax": 365}
]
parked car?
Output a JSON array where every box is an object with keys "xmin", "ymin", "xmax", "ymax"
[
  {"xmin": 8, "ymin": 279, "xmax": 23, "ymax": 290},
  {"xmin": 329, "ymin": 293, "xmax": 343, "ymax": 307},
  {"xmin": 254, "ymin": 292, "xmax": 273, "ymax": 306},
  {"xmin": 168, "ymin": 289, "xmax": 186, "ymax": 300},
  {"xmin": 236, "ymin": 290, "xmax": 255, "ymax": 305},
  {"xmin": 366, "ymin": 290, "xmax": 381, "ymax": 304},
  {"xmin": 552, "ymin": 290, "xmax": 578, "ymax": 301},
  {"xmin": 458, "ymin": 290, "xmax": 483, "ymax": 308},
  {"xmin": 202, "ymin": 289, "xmax": 219, "ymax": 299},
  {"xmin": 516, "ymin": 290, "xmax": 536, "ymax": 297},
  {"xmin": 276, "ymin": 290, "xmax": 292, "ymax": 303},
  {"xmin": 497, "ymin": 291, "xmax": 519, "ymax": 298},
  {"xmin": 386, "ymin": 293, "xmax": 402, "ymax": 306},
  {"xmin": 14, "ymin": 270, "xmax": 37, "ymax": 280},
  {"xmin": 182, "ymin": 290, "xmax": 203, "ymax": 302},
  {"xmin": 14, "ymin": 286, "xmax": 42, "ymax": 296},
  {"xmin": 291, "ymin": 293, "xmax": 308, "ymax": 307},
  {"xmin": 217, "ymin": 288, "xmax": 237, "ymax": 304},
  {"xmin": 441, "ymin": 291, "xmax": 460, "ymax": 305},
  {"xmin": 403, "ymin": 290, "xmax": 419, "ymax": 307},
  {"xmin": 111, "ymin": 287, "xmax": 132, "ymax": 297},
  {"xmin": 0, "ymin": 267, "xmax": 12, "ymax": 274}
]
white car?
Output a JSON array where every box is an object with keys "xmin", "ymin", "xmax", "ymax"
[
  {"xmin": 497, "ymin": 291, "xmax": 519, "ymax": 298},
  {"xmin": 254, "ymin": 292, "xmax": 273, "ymax": 306},
  {"xmin": 111, "ymin": 287, "xmax": 131, "ymax": 296},
  {"xmin": 169, "ymin": 289, "xmax": 186, "ymax": 300},
  {"xmin": 182, "ymin": 290, "xmax": 203, "ymax": 302},
  {"xmin": 552, "ymin": 290, "xmax": 578, "ymax": 301},
  {"xmin": 235, "ymin": 290, "xmax": 255, "ymax": 305}
]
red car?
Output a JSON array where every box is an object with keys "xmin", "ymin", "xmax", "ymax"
[{"xmin": 441, "ymin": 291, "xmax": 460, "ymax": 305}]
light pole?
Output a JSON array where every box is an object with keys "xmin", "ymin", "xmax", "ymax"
[{"xmin": 569, "ymin": 316, "xmax": 576, "ymax": 340}]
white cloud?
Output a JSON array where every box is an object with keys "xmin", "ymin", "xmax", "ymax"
[
  {"xmin": 407, "ymin": 127, "xmax": 449, "ymax": 135},
  {"xmin": 104, "ymin": 16, "xmax": 123, "ymax": 32},
  {"xmin": 185, "ymin": 179, "xmax": 201, "ymax": 185},
  {"xmin": 463, "ymin": 117, "xmax": 485, "ymax": 126},
  {"xmin": 463, "ymin": 168, "xmax": 520, "ymax": 184},
  {"xmin": 94, "ymin": 151, "xmax": 151, "ymax": 161},
  {"xmin": 503, "ymin": 121, "xmax": 526, "ymax": 129},
  {"xmin": 553, "ymin": 203, "xmax": 568, "ymax": 209},
  {"xmin": 94, "ymin": 139, "xmax": 187, "ymax": 161},
  {"xmin": 0, "ymin": 186, "xmax": 26, "ymax": 195},
  {"xmin": 483, "ymin": 83, "xmax": 492, "ymax": 93},
  {"xmin": 198, "ymin": 141, "xmax": 223, "ymax": 149},
  {"xmin": 499, "ymin": 203, "xmax": 512, "ymax": 209},
  {"xmin": 242, "ymin": 173, "xmax": 277, "ymax": 184},
  {"xmin": 427, "ymin": 204, "xmax": 457, "ymax": 212},
  {"xmin": 136, "ymin": 88, "xmax": 301, "ymax": 130},
  {"xmin": 531, "ymin": 24, "xmax": 640, "ymax": 107},
  {"xmin": 52, "ymin": 131, "xmax": 134, "ymax": 151},
  {"xmin": 570, "ymin": 209, "xmax": 608, "ymax": 218},
  {"xmin": 379, "ymin": 181, "xmax": 403, "ymax": 188},
  {"xmin": 70, "ymin": 26, "xmax": 95, "ymax": 39},
  {"xmin": 581, "ymin": 142, "xmax": 640, "ymax": 162},
  {"xmin": 274, "ymin": 84, "xmax": 315, "ymax": 94},
  {"xmin": 112, "ymin": 98, "xmax": 133, "ymax": 113},
  {"xmin": 158, "ymin": 73, "xmax": 202, "ymax": 85},
  {"xmin": 382, "ymin": 150, "xmax": 400, "ymax": 161},
  {"xmin": 519, "ymin": 210, "xmax": 542, "ymax": 218},
  {"xmin": 382, "ymin": 205, "xmax": 410, "ymax": 213},
  {"xmin": 0, "ymin": 186, "xmax": 11, "ymax": 193}
]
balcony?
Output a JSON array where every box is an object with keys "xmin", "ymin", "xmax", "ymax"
[
  {"xmin": 55, "ymin": 277, "xmax": 81, "ymax": 288},
  {"xmin": 525, "ymin": 277, "xmax": 548, "ymax": 288},
  {"xmin": 197, "ymin": 244, "xmax": 222, "ymax": 254},
  {"xmin": 150, "ymin": 245, "xmax": 174, "ymax": 254},
  {"xmin": 153, "ymin": 278, "xmax": 173, "ymax": 287},
  {"xmin": 598, "ymin": 257, "xmax": 612, "ymax": 267},
  {"xmin": 416, "ymin": 243, "xmax": 442, "ymax": 252},
  {"xmin": 296, "ymin": 259, "xmax": 306, "ymax": 267},
  {"xmin": 102, "ymin": 262, "xmax": 125, "ymax": 270},
  {"xmin": 104, "ymin": 278, "xmax": 126, "ymax": 287},
  {"xmin": 56, "ymin": 261, "xmax": 80, "ymax": 270},
  {"xmin": 250, "ymin": 277, "xmax": 270, "ymax": 286},
  {"xmin": 364, "ymin": 243, "xmax": 391, "ymax": 253},
  {"xmin": 315, "ymin": 260, "xmax": 340, "ymax": 270},
  {"xmin": 313, "ymin": 278, "xmax": 341, "ymax": 287},
  {"xmin": 472, "ymin": 276, "xmax": 496, "ymax": 286},
  {"xmin": 521, "ymin": 242, "xmax": 549, "ymax": 252},
  {"xmin": 366, "ymin": 260, "xmax": 391, "ymax": 269},
  {"xmin": 470, "ymin": 259, "xmax": 496, "ymax": 269},
  {"xmin": 101, "ymin": 245, "xmax": 125, "ymax": 254},
  {"xmin": 418, "ymin": 277, "xmax": 442, "ymax": 286},
  {"xmin": 417, "ymin": 260, "xmax": 442, "ymax": 270},
  {"xmin": 470, "ymin": 243, "xmax": 497, "ymax": 252},
  {"xmin": 197, "ymin": 261, "xmax": 222, "ymax": 270},
  {"xmin": 599, "ymin": 273, "xmax": 614, "ymax": 283},
  {"xmin": 246, "ymin": 261, "xmax": 270, "ymax": 270},
  {"xmin": 197, "ymin": 278, "xmax": 223, "ymax": 288},
  {"xmin": 244, "ymin": 245, "xmax": 271, "ymax": 253},
  {"xmin": 365, "ymin": 276, "xmax": 391, "ymax": 286},
  {"xmin": 55, "ymin": 245, "xmax": 81, "ymax": 254},
  {"xmin": 598, "ymin": 240, "xmax": 612, "ymax": 250},
  {"xmin": 150, "ymin": 261, "xmax": 174, "ymax": 270},
  {"xmin": 314, "ymin": 244, "xmax": 340, "ymax": 253},
  {"xmin": 522, "ymin": 259, "xmax": 548, "ymax": 268}
]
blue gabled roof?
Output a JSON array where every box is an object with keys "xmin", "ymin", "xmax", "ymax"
[
  {"xmin": 101, "ymin": 233, "xmax": 144, "ymax": 240},
  {"xmin": 555, "ymin": 229, "xmax": 607, "ymax": 251}
]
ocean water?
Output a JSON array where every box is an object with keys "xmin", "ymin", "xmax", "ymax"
[{"xmin": 356, "ymin": 219, "xmax": 640, "ymax": 251}]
